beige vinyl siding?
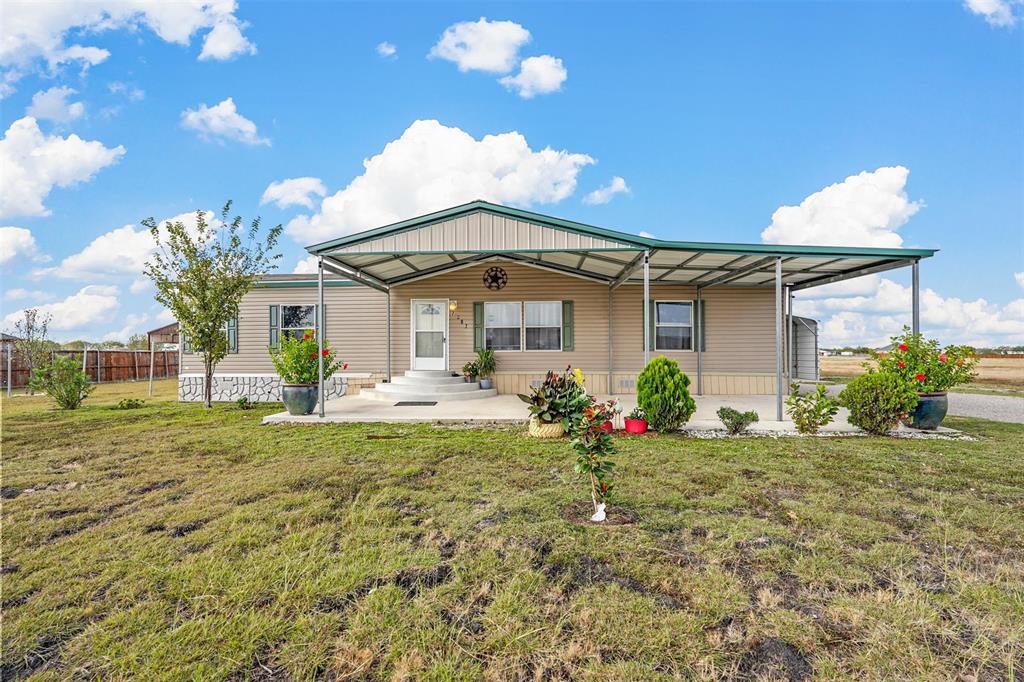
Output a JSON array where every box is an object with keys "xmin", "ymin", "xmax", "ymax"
[
  {"xmin": 180, "ymin": 286, "xmax": 387, "ymax": 375},
  {"xmin": 334, "ymin": 211, "xmax": 633, "ymax": 254}
]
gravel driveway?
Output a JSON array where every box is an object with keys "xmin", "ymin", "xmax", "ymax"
[{"xmin": 818, "ymin": 384, "xmax": 1024, "ymax": 424}]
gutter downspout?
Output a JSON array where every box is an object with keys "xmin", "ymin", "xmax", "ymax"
[{"xmin": 318, "ymin": 256, "xmax": 325, "ymax": 418}]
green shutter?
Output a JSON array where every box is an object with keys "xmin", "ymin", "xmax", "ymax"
[
  {"xmin": 648, "ymin": 300, "xmax": 656, "ymax": 352},
  {"xmin": 561, "ymin": 300, "xmax": 574, "ymax": 351},
  {"xmin": 697, "ymin": 299, "xmax": 706, "ymax": 352},
  {"xmin": 269, "ymin": 305, "xmax": 280, "ymax": 349},
  {"xmin": 473, "ymin": 302, "xmax": 484, "ymax": 351},
  {"xmin": 227, "ymin": 317, "xmax": 238, "ymax": 353},
  {"xmin": 181, "ymin": 331, "xmax": 191, "ymax": 353}
]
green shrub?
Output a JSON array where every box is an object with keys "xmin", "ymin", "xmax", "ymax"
[
  {"xmin": 785, "ymin": 383, "xmax": 839, "ymax": 435},
  {"xmin": 236, "ymin": 396, "xmax": 254, "ymax": 410},
  {"xmin": 717, "ymin": 406, "xmax": 759, "ymax": 435},
  {"xmin": 636, "ymin": 357, "xmax": 697, "ymax": 432},
  {"xmin": 115, "ymin": 398, "xmax": 145, "ymax": 410},
  {"xmin": 839, "ymin": 372, "xmax": 919, "ymax": 435},
  {"xmin": 28, "ymin": 356, "xmax": 93, "ymax": 410}
]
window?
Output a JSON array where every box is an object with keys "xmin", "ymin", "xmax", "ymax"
[
  {"xmin": 525, "ymin": 301, "xmax": 561, "ymax": 351},
  {"xmin": 281, "ymin": 304, "xmax": 317, "ymax": 340},
  {"xmin": 655, "ymin": 301, "xmax": 693, "ymax": 351},
  {"xmin": 484, "ymin": 302, "xmax": 521, "ymax": 351}
]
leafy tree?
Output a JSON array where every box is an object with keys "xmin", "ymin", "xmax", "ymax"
[
  {"xmin": 6, "ymin": 308, "xmax": 54, "ymax": 395},
  {"xmin": 143, "ymin": 202, "xmax": 282, "ymax": 408},
  {"xmin": 126, "ymin": 333, "xmax": 149, "ymax": 350}
]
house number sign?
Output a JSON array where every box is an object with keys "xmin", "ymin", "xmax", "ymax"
[{"xmin": 483, "ymin": 266, "xmax": 508, "ymax": 290}]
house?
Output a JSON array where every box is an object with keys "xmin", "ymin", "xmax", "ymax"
[
  {"xmin": 178, "ymin": 201, "xmax": 935, "ymax": 418},
  {"xmin": 146, "ymin": 322, "xmax": 179, "ymax": 349}
]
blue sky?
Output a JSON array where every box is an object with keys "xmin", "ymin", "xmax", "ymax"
[{"xmin": 1, "ymin": 0, "xmax": 1022, "ymax": 346}]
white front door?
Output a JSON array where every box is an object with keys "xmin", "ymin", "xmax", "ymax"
[{"xmin": 411, "ymin": 299, "xmax": 448, "ymax": 371}]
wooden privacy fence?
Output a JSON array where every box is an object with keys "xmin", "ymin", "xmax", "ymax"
[{"xmin": 1, "ymin": 346, "xmax": 178, "ymax": 390}]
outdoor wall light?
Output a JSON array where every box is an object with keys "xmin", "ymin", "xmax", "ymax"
[{"xmin": 449, "ymin": 300, "xmax": 458, "ymax": 313}]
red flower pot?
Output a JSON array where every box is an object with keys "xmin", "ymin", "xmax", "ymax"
[
  {"xmin": 624, "ymin": 418, "xmax": 648, "ymax": 434},
  {"xmin": 600, "ymin": 420, "xmax": 614, "ymax": 433}
]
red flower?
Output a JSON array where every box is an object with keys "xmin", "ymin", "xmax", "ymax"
[
  {"xmin": 343, "ymin": 362, "xmax": 349, "ymax": 370},
  {"xmin": 322, "ymin": 349, "xmax": 329, "ymax": 357},
  {"xmin": 897, "ymin": 361, "xmax": 906, "ymax": 369},
  {"xmin": 957, "ymin": 358, "xmax": 964, "ymax": 366},
  {"xmin": 303, "ymin": 332, "xmax": 311, "ymax": 340},
  {"xmin": 898, "ymin": 343, "xmax": 909, "ymax": 351},
  {"xmin": 915, "ymin": 373, "xmax": 926, "ymax": 382},
  {"xmin": 938, "ymin": 354, "xmax": 947, "ymax": 363},
  {"xmin": 309, "ymin": 353, "xmax": 316, "ymax": 359}
]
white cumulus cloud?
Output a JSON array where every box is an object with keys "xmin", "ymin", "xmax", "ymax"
[
  {"xmin": 429, "ymin": 18, "xmax": 531, "ymax": 73},
  {"xmin": 761, "ymin": 166, "xmax": 923, "ymax": 248},
  {"xmin": 376, "ymin": 42, "xmax": 397, "ymax": 58},
  {"xmin": 4, "ymin": 288, "xmax": 53, "ymax": 302},
  {"xmin": 26, "ymin": 85, "xmax": 84, "ymax": 123},
  {"xmin": 583, "ymin": 176, "xmax": 630, "ymax": 205},
  {"xmin": 180, "ymin": 97, "xmax": 269, "ymax": 146},
  {"xmin": 3, "ymin": 284, "xmax": 119, "ymax": 332},
  {"xmin": 1015, "ymin": 272, "xmax": 1024, "ymax": 288},
  {"xmin": 0, "ymin": 226, "xmax": 49, "ymax": 265},
  {"xmin": 963, "ymin": 0, "xmax": 1020, "ymax": 26},
  {"xmin": 499, "ymin": 55, "xmax": 567, "ymax": 98},
  {"xmin": 261, "ymin": 177, "xmax": 327, "ymax": 210},
  {"xmin": 0, "ymin": 116, "xmax": 125, "ymax": 219},
  {"xmin": 285, "ymin": 119, "xmax": 594, "ymax": 244},
  {"xmin": 0, "ymin": 1, "xmax": 256, "ymax": 93},
  {"xmin": 102, "ymin": 312, "xmax": 149, "ymax": 341},
  {"xmin": 293, "ymin": 255, "xmax": 319, "ymax": 274}
]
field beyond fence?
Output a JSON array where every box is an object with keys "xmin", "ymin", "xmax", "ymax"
[
  {"xmin": 0, "ymin": 347, "xmax": 178, "ymax": 390},
  {"xmin": 820, "ymin": 355, "xmax": 1024, "ymax": 388}
]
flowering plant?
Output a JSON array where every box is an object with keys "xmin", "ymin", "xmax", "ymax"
[
  {"xmin": 570, "ymin": 401, "xmax": 619, "ymax": 520},
  {"xmin": 517, "ymin": 365, "xmax": 592, "ymax": 429},
  {"xmin": 871, "ymin": 327, "xmax": 977, "ymax": 393},
  {"xmin": 625, "ymin": 406, "xmax": 646, "ymax": 421},
  {"xmin": 269, "ymin": 329, "xmax": 347, "ymax": 384},
  {"xmin": 589, "ymin": 398, "xmax": 621, "ymax": 425}
]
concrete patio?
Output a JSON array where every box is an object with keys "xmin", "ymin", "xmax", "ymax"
[{"xmin": 261, "ymin": 391, "xmax": 959, "ymax": 435}]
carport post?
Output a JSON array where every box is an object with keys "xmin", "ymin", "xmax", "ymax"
[
  {"xmin": 318, "ymin": 256, "xmax": 325, "ymax": 418},
  {"xmin": 912, "ymin": 260, "xmax": 920, "ymax": 335},
  {"xmin": 642, "ymin": 250, "xmax": 650, "ymax": 367},
  {"xmin": 696, "ymin": 288, "xmax": 703, "ymax": 396},
  {"xmin": 775, "ymin": 258, "xmax": 783, "ymax": 421},
  {"xmin": 607, "ymin": 287, "xmax": 614, "ymax": 395},
  {"xmin": 386, "ymin": 288, "xmax": 392, "ymax": 382}
]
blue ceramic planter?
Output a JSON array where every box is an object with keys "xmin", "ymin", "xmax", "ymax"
[
  {"xmin": 282, "ymin": 384, "xmax": 318, "ymax": 415},
  {"xmin": 907, "ymin": 392, "xmax": 948, "ymax": 430}
]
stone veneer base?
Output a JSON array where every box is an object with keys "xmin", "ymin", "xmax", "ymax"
[{"xmin": 178, "ymin": 374, "xmax": 348, "ymax": 403}]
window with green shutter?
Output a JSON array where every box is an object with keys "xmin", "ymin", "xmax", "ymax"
[{"xmin": 561, "ymin": 300, "xmax": 574, "ymax": 351}]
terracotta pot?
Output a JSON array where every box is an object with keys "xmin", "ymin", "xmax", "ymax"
[
  {"xmin": 905, "ymin": 391, "xmax": 948, "ymax": 430},
  {"xmin": 282, "ymin": 384, "xmax": 318, "ymax": 415},
  {"xmin": 600, "ymin": 420, "xmax": 614, "ymax": 433},
  {"xmin": 624, "ymin": 418, "xmax": 648, "ymax": 434},
  {"xmin": 528, "ymin": 416, "xmax": 564, "ymax": 438}
]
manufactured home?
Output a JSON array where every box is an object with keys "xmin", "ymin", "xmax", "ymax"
[{"xmin": 179, "ymin": 201, "xmax": 935, "ymax": 417}]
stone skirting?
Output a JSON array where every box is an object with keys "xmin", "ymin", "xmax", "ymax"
[{"xmin": 178, "ymin": 374, "xmax": 349, "ymax": 402}]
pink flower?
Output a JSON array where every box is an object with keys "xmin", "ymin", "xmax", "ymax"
[
  {"xmin": 915, "ymin": 373, "xmax": 926, "ymax": 382},
  {"xmin": 939, "ymin": 354, "xmax": 947, "ymax": 363}
]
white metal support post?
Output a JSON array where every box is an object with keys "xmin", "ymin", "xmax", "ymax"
[
  {"xmin": 786, "ymin": 287, "xmax": 793, "ymax": 386},
  {"xmin": 148, "ymin": 342, "xmax": 155, "ymax": 397},
  {"xmin": 775, "ymin": 258, "xmax": 784, "ymax": 421},
  {"xmin": 5, "ymin": 343, "xmax": 11, "ymax": 397},
  {"xmin": 607, "ymin": 286, "xmax": 614, "ymax": 395},
  {"xmin": 696, "ymin": 288, "xmax": 703, "ymax": 396},
  {"xmin": 318, "ymin": 256, "xmax": 325, "ymax": 418},
  {"xmin": 642, "ymin": 250, "xmax": 650, "ymax": 367},
  {"xmin": 911, "ymin": 260, "xmax": 920, "ymax": 335},
  {"xmin": 386, "ymin": 288, "xmax": 392, "ymax": 382}
]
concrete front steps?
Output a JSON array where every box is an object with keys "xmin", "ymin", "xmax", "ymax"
[{"xmin": 361, "ymin": 370, "xmax": 497, "ymax": 402}]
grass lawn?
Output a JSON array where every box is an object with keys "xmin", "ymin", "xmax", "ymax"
[{"xmin": 2, "ymin": 381, "xmax": 1023, "ymax": 680}]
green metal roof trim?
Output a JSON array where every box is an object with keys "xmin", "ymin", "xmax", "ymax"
[
  {"xmin": 305, "ymin": 199, "xmax": 937, "ymax": 261},
  {"xmin": 254, "ymin": 279, "xmax": 359, "ymax": 289}
]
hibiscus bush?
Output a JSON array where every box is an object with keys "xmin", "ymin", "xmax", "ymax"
[
  {"xmin": 269, "ymin": 329, "xmax": 347, "ymax": 384},
  {"xmin": 872, "ymin": 327, "xmax": 977, "ymax": 393}
]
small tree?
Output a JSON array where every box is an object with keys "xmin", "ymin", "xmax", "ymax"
[
  {"xmin": 143, "ymin": 202, "xmax": 282, "ymax": 408},
  {"xmin": 30, "ymin": 356, "xmax": 93, "ymax": 409},
  {"xmin": 126, "ymin": 333, "xmax": 149, "ymax": 350},
  {"xmin": 7, "ymin": 309, "xmax": 53, "ymax": 395},
  {"xmin": 636, "ymin": 357, "xmax": 697, "ymax": 432}
]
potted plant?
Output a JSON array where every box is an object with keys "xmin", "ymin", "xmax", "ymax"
[
  {"xmin": 269, "ymin": 329, "xmax": 347, "ymax": 415},
  {"xmin": 871, "ymin": 327, "xmax": 977, "ymax": 430},
  {"xmin": 624, "ymin": 407, "xmax": 648, "ymax": 434},
  {"xmin": 590, "ymin": 398, "xmax": 621, "ymax": 433},
  {"xmin": 461, "ymin": 360, "xmax": 479, "ymax": 383},
  {"xmin": 517, "ymin": 366, "xmax": 591, "ymax": 438},
  {"xmin": 476, "ymin": 348, "xmax": 497, "ymax": 390}
]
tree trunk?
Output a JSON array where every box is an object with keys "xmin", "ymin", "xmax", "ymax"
[{"xmin": 204, "ymin": 359, "xmax": 214, "ymax": 409}]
